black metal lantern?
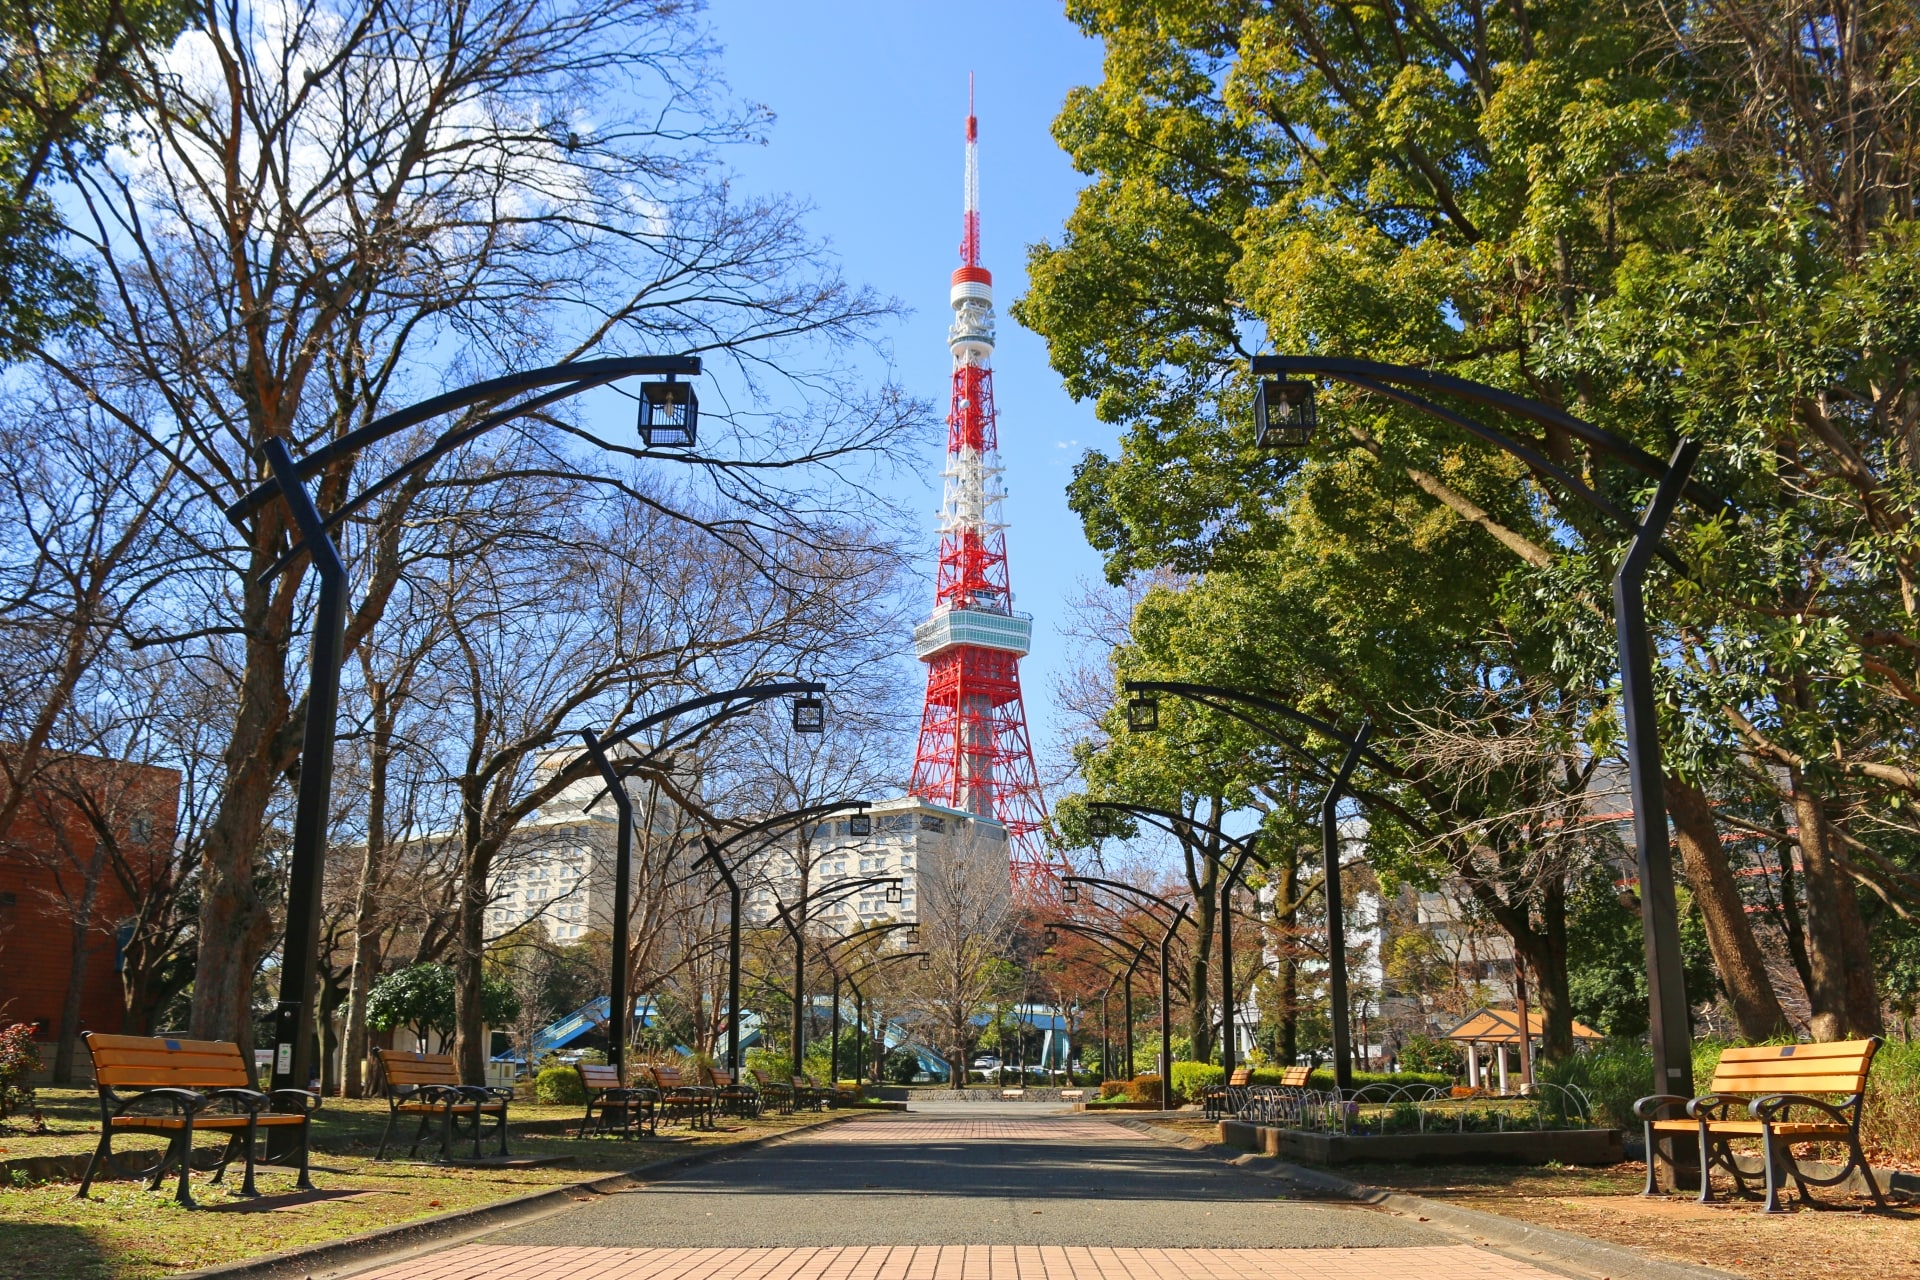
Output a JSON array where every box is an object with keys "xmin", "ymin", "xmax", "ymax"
[
  {"xmin": 1061, "ymin": 880, "xmax": 1078, "ymax": 904},
  {"xmin": 885, "ymin": 880, "xmax": 902, "ymax": 904},
  {"xmin": 904, "ymin": 926, "xmax": 919, "ymax": 946},
  {"xmin": 1254, "ymin": 379, "xmax": 1316, "ymax": 449},
  {"xmin": 848, "ymin": 811, "xmax": 872, "ymax": 837},
  {"xmin": 791, "ymin": 696, "xmax": 825, "ymax": 734},
  {"xmin": 1042, "ymin": 928, "xmax": 1058, "ymax": 950},
  {"xmin": 917, "ymin": 953, "xmax": 931, "ymax": 971},
  {"xmin": 1126, "ymin": 696, "xmax": 1159, "ymax": 733},
  {"xmin": 638, "ymin": 376, "xmax": 698, "ymax": 448}
]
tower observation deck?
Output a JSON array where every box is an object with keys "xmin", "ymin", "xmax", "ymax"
[{"xmin": 908, "ymin": 90, "xmax": 1053, "ymax": 895}]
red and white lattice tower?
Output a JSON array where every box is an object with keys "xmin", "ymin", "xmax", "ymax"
[{"xmin": 909, "ymin": 89, "xmax": 1054, "ymax": 895}]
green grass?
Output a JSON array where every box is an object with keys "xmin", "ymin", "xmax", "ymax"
[{"xmin": 0, "ymin": 1088, "xmax": 833, "ymax": 1280}]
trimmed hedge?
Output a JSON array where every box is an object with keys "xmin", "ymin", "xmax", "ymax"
[
  {"xmin": 533, "ymin": 1064, "xmax": 587, "ymax": 1105},
  {"xmin": 1164, "ymin": 1062, "xmax": 1455, "ymax": 1102}
]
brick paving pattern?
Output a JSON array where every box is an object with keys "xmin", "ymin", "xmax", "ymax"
[
  {"xmin": 810, "ymin": 1119, "xmax": 1142, "ymax": 1143},
  {"xmin": 362, "ymin": 1244, "xmax": 1563, "ymax": 1280}
]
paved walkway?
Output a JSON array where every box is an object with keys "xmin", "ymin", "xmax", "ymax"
[{"xmin": 352, "ymin": 1107, "xmax": 1566, "ymax": 1280}]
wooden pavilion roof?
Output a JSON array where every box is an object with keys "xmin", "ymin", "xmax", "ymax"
[{"xmin": 1441, "ymin": 1006, "xmax": 1603, "ymax": 1045}]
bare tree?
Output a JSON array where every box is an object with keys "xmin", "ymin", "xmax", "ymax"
[
  {"xmin": 29, "ymin": 0, "xmax": 927, "ymax": 1053},
  {"xmin": 900, "ymin": 825, "xmax": 1015, "ymax": 1088}
]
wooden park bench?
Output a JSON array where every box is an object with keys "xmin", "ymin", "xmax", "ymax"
[
  {"xmin": 750, "ymin": 1067, "xmax": 794, "ymax": 1114},
  {"xmin": 77, "ymin": 1032, "xmax": 317, "ymax": 1207},
  {"xmin": 1635, "ymin": 1038, "xmax": 1884, "ymax": 1211},
  {"xmin": 1203, "ymin": 1066, "xmax": 1253, "ymax": 1120},
  {"xmin": 372, "ymin": 1048, "xmax": 512, "ymax": 1161},
  {"xmin": 575, "ymin": 1062, "xmax": 657, "ymax": 1138},
  {"xmin": 1241, "ymin": 1064, "xmax": 1315, "ymax": 1124},
  {"xmin": 706, "ymin": 1066, "xmax": 761, "ymax": 1118},
  {"xmin": 793, "ymin": 1073, "xmax": 831, "ymax": 1111},
  {"xmin": 644, "ymin": 1064, "xmax": 714, "ymax": 1129}
]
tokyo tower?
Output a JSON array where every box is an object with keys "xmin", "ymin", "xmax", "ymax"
[{"xmin": 909, "ymin": 88, "xmax": 1053, "ymax": 893}]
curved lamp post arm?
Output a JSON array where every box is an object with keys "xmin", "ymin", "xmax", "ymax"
[
  {"xmin": 1254, "ymin": 354, "xmax": 1725, "ymax": 513},
  {"xmin": 228, "ymin": 355, "xmax": 703, "ymax": 519},
  {"xmin": 1121, "ymin": 682, "xmax": 1393, "ymax": 774},
  {"xmin": 1061, "ymin": 873, "xmax": 1184, "ymax": 924}
]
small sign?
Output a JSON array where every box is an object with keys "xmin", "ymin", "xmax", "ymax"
[{"xmin": 276, "ymin": 1043, "xmax": 292, "ymax": 1075}]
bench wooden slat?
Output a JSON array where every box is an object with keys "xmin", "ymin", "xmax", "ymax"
[{"xmin": 1717, "ymin": 1040, "xmax": 1875, "ymax": 1062}]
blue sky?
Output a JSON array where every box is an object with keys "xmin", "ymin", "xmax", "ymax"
[{"xmin": 705, "ymin": 2, "xmax": 1116, "ymax": 765}]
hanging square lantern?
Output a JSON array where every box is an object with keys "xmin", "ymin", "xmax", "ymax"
[
  {"xmin": 904, "ymin": 926, "xmax": 920, "ymax": 946},
  {"xmin": 885, "ymin": 880, "xmax": 903, "ymax": 904},
  {"xmin": 1061, "ymin": 881, "xmax": 1079, "ymax": 904},
  {"xmin": 848, "ymin": 811, "xmax": 872, "ymax": 837},
  {"xmin": 1042, "ymin": 928, "xmax": 1058, "ymax": 950},
  {"xmin": 1126, "ymin": 696, "xmax": 1159, "ymax": 733},
  {"xmin": 1254, "ymin": 380, "xmax": 1316, "ymax": 449},
  {"xmin": 792, "ymin": 696, "xmax": 825, "ymax": 734},
  {"xmin": 638, "ymin": 377, "xmax": 698, "ymax": 448},
  {"xmin": 917, "ymin": 953, "xmax": 931, "ymax": 971}
]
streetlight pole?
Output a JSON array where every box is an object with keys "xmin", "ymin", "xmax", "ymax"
[
  {"xmin": 1106, "ymin": 703, "xmax": 1372, "ymax": 1091},
  {"xmin": 578, "ymin": 681, "xmax": 826, "ymax": 1080},
  {"xmin": 226, "ymin": 354, "xmax": 701, "ymax": 1103},
  {"xmin": 1064, "ymin": 875, "xmax": 1191, "ymax": 1109},
  {"xmin": 693, "ymin": 799, "xmax": 872, "ymax": 1074},
  {"xmin": 1046, "ymin": 915, "xmax": 1154, "ymax": 1081},
  {"xmin": 1248, "ymin": 353, "xmax": 1708, "ymax": 1106},
  {"xmin": 769, "ymin": 875, "xmax": 902, "ymax": 1067}
]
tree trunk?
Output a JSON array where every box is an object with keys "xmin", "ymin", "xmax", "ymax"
[
  {"xmin": 1790, "ymin": 774, "xmax": 1883, "ymax": 1038},
  {"xmin": 53, "ymin": 846, "xmax": 105, "ymax": 1084},
  {"xmin": 1280, "ymin": 851, "xmax": 1300, "ymax": 1063},
  {"xmin": 190, "ymin": 566, "xmax": 299, "ymax": 1052},
  {"xmin": 1186, "ymin": 853, "xmax": 1217, "ymax": 1064},
  {"xmin": 1666, "ymin": 774, "xmax": 1790, "ymax": 1039},
  {"xmin": 342, "ymin": 687, "xmax": 392, "ymax": 1098},
  {"xmin": 1772, "ymin": 833, "xmax": 1815, "ymax": 998}
]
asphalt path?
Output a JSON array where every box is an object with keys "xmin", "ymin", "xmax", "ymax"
[{"xmin": 490, "ymin": 1104, "xmax": 1451, "ymax": 1249}]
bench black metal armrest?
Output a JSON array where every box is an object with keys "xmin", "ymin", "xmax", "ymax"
[
  {"xmin": 1684, "ymin": 1093, "xmax": 1743, "ymax": 1120},
  {"xmin": 269, "ymin": 1088, "xmax": 323, "ymax": 1113},
  {"xmin": 600, "ymin": 1087, "xmax": 653, "ymax": 1103},
  {"xmin": 1632, "ymin": 1093, "xmax": 1691, "ymax": 1120},
  {"xmin": 414, "ymin": 1084, "xmax": 469, "ymax": 1106},
  {"xmin": 479, "ymin": 1086, "xmax": 515, "ymax": 1102},
  {"xmin": 1748, "ymin": 1093, "xmax": 1859, "ymax": 1125}
]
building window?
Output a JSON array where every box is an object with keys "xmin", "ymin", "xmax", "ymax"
[{"xmin": 919, "ymin": 815, "xmax": 944, "ymax": 832}]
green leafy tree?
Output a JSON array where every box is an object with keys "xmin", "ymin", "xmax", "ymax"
[
  {"xmin": 367, "ymin": 963, "xmax": 517, "ymax": 1055},
  {"xmin": 1022, "ymin": 0, "xmax": 1920, "ymax": 1043}
]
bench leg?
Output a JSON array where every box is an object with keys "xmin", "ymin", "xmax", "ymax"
[
  {"xmin": 376, "ymin": 1107, "xmax": 398, "ymax": 1160},
  {"xmin": 228, "ymin": 1128, "xmax": 258, "ymax": 1197},
  {"xmin": 495, "ymin": 1106, "xmax": 510, "ymax": 1156},
  {"xmin": 1641, "ymin": 1122, "xmax": 1661, "ymax": 1196},
  {"xmin": 1760, "ymin": 1124, "xmax": 1789, "ymax": 1213},
  {"xmin": 1695, "ymin": 1127, "xmax": 1715, "ymax": 1205},
  {"xmin": 75, "ymin": 1128, "xmax": 113, "ymax": 1200},
  {"xmin": 288, "ymin": 1113, "xmax": 314, "ymax": 1190},
  {"xmin": 172, "ymin": 1120, "xmax": 197, "ymax": 1208}
]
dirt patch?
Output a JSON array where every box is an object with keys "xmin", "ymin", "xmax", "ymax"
[{"xmin": 1358, "ymin": 1162, "xmax": 1920, "ymax": 1280}]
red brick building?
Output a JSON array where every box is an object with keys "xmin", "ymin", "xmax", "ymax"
[{"xmin": 0, "ymin": 753, "xmax": 182, "ymax": 1060}]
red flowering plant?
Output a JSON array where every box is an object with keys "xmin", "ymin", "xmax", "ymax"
[{"xmin": 0, "ymin": 1022, "xmax": 45, "ymax": 1130}]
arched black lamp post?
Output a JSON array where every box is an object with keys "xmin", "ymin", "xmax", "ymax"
[
  {"xmin": 1108, "ymin": 694, "xmax": 1375, "ymax": 1091},
  {"xmin": 1081, "ymin": 799, "xmax": 1267, "ymax": 1081},
  {"xmin": 834, "ymin": 946, "xmax": 928, "ymax": 1090},
  {"xmin": 692, "ymin": 799, "xmax": 872, "ymax": 1074},
  {"xmin": 226, "ymin": 354, "xmax": 700, "ymax": 1098},
  {"xmin": 1041, "ymin": 925, "xmax": 1146, "ymax": 1082},
  {"xmin": 813, "ymin": 922, "xmax": 917, "ymax": 1087},
  {"xmin": 1247, "ymin": 353, "xmax": 1711, "ymax": 1113},
  {"xmin": 1062, "ymin": 874, "xmax": 1191, "ymax": 1109},
  {"xmin": 1045, "ymin": 918, "xmax": 1153, "ymax": 1079},
  {"xmin": 576, "ymin": 680, "xmax": 827, "ymax": 1079},
  {"xmin": 768, "ymin": 874, "xmax": 903, "ymax": 1066}
]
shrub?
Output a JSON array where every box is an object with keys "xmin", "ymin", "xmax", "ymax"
[
  {"xmin": 1170, "ymin": 1061, "xmax": 1224, "ymax": 1102},
  {"xmin": 0, "ymin": 1023, "xmax": 41, "ymax": 1124},
  {"xmin": 1397, "ymin": 1034, "xmax": 1464, "ymax": 1076},
  {"xmin": 1123, "ymin": 1074, "xmax": 1162, "ymax": 1104},
  {"xmin": 1099, "ymin": 1078, "xmax": 1129, "ymax": 1098},
  {"xmin": 534, "ymin": 1064, "xmax": 587, "ymax": 1105}
]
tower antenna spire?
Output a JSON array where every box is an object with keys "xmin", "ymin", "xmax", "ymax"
[{"xmin": 911, "ymin": 88, "xmax": 1055, "ymax": 897}]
